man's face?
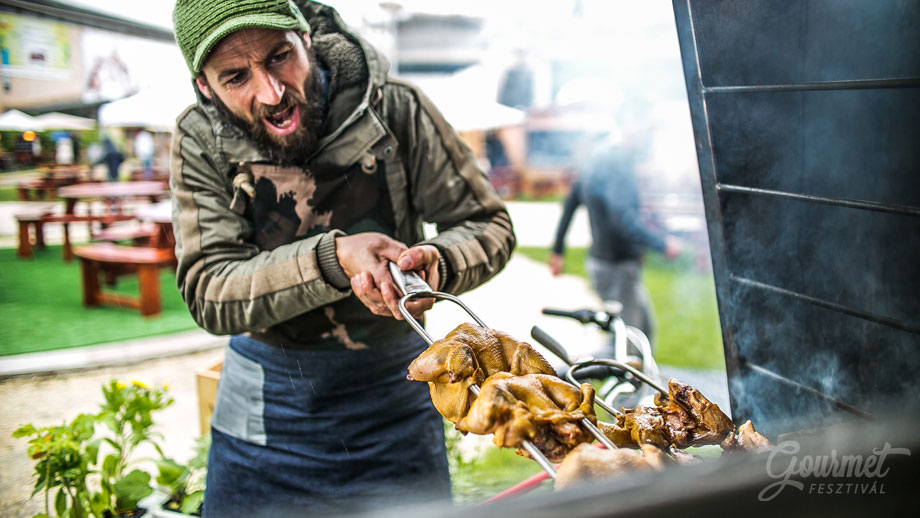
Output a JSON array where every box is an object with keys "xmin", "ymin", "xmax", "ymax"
[{"xmin": 196, "ymin": 28, "xmax": 324, "ymax": 163}]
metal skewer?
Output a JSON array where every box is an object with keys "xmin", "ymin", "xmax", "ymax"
[
  {"xmin": 530, "ymin": 326, "xmax": 668, "ymax": 417},
  {"xmin": 388, "ymin": 263, "xmax": 558, "ymax": 477},
  {"xmin": 389, "ymin": 263, "xmax": 619, "ymax": 475}
]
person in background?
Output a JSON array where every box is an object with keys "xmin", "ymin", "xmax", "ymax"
[
  {"xmin": 133, "ymin": 129, "xmax": 155, "ymax": 179},
  {"xmin": 169, "ymin": 1, "xmax": 515, "ymax": 516},
  {"xmin": 550, "ymin": 136, "xmax": 681, "ymax": 348},
  {"xmin": 95, "ymin": 137, "xmax": 124, "ymax": 182}
]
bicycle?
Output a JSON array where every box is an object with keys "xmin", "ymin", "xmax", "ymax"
[{"xmin": 531, "ymin": 300, "xmax": 664, "ymax": 412}]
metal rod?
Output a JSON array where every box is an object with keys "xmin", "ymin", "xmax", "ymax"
[
  {"xmin": 716, "ymin": 183, "xmax": 920, "ymax": 217},
  {"xmin": 566, "ymin": 360, "xmax": 669, "ymax": 414},
  {"xmin": 744, "ymin": 362, "xmax": 874, "ymax": 419},
  {"xmin": 731, "ymin": 275, "xmax": 920, "ymax": 335},
  {"xmin": 390, "ymin": 266, "xmax": 557, "ymax": 478},
  {"xmin": 703, "ymin": 77, "xmax": 920, "ymax": 94}
]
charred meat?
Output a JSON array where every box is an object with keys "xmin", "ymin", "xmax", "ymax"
[
  {"xmin": 600, "ymin": 378, "xmax": 734, "ymax": 449},
  {"xmin": 721, "ymin": 419, "xmax": 772, "ymax": 452}
]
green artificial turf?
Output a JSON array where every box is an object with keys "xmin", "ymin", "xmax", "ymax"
[
  {"xmin": 0, "ymin": 187, "xmax": 19, "ymax": 202},
  {"xmin": 0, "ymin": 245, "xmax": 198, "ymax": 356},
  {"xmin": 515, "ymin": 246, "xmax": 725, "ymax": 370}
]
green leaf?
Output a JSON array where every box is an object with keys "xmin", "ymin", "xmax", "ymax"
[
  {"xmin": 113, "ymin": 469, "xmax": 153, "ymax": 510},
  {"xmin": 55, "ymin": 488, "xmax": 67, "ymax": 516},
  {"xmin": 154, "ymin": 458, "xmax": 184, "ymax": 486},
  {"xmin": 85, "ymin": 438, "xmax": 101, "ymax": 465},
  {"xmin": 12, "ymin": 423, "xmax": 37, "ymax": 438},
  {"xmin": 102, "ymin": 454, "xmax": 119, "ymax": 478},
  {"xmin": 181, "ymin": 490, "xmax": 205, "ymax": 514}
]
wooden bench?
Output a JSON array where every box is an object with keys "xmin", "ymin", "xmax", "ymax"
[
  {"xmin": 15, "ymin": 207, "xmax": 55, "ymax": 258},
  {"xmin": 73, "ymin": 243, "xmax": 175, "ymax": 317},
  {"xmin": 91, "ymin": 222, "xmax": 158, "ymax": 245},
  {"xmin": 37, "ymin": 213, "xmax": 137, "ymax": 262}
]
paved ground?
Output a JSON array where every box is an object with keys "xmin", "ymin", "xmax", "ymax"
[{"xmin": 0, "ymin": 199, "xmax": 727, "ymax": 517}]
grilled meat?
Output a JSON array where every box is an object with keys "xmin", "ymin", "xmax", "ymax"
[
  {"xmin": 457, "ymin": 372, "xmax": 596, "ymax": 462},
  {"xmin": 600, "ymin": 378, "xmax": 734, "ymax": 449},
  {"xmin": 721, "ymin": 419, "xmax": 772, "ymax": 452},
  {"xmin": 657, "ymin": 378, "xmax": 734, "ymax": 447},
  {"xmin": 407, "ymin": 323, "xmax": 556, "ymax": 423},
  {"xmin": 555, "ymin": 443, "xmax": 669, "ymax": 490}
]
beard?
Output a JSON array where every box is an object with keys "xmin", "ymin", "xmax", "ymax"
[{"xmin": 210, "ymin": 47, "xmax": 326, "ymax": 165}]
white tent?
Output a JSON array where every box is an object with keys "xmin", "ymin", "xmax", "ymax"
[
  {"xmin": 405, "ymin": 65, "xmax": 525, "ymax": 132},
  {"xmin": 98, "ymin": 86, "xmax": 196, "ymax": 132},
  {"xmin": 0, "ymin": 109, "xmax": 45, "ymax": 131},
  {"xmin": 34, "ymin": 112, "xmax": 97, "ymax": 131}
]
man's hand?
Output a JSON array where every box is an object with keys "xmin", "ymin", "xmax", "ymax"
[
  {"xmin": 335, "ymin": 233, "xmax": 438, "ymax": 320},
  {"xmin": 549, "ymin": 253, "xmax": 564, "ymax": 276}
]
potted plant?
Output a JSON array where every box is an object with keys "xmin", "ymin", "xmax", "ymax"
[
  {"xmin": 13, "ymin": 380, "xmax": 173, "ymax": 518},
  {"xmin": 138, "ymin": 435, "xmax": 209, "ymax": 517}
]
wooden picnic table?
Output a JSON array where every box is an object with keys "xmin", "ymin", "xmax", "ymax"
[
  {"xmin": 17, "ymin": 163, "xmax": 92, "ymax": 201},
  {"xmin": 135, "ymin": 200, "xmax": 176, "ymax": 258},
  {"xmin": 57, "ymin": 180, "xmax": 168, "ymax": 214},
  {"xmin": 55, "ymin": 181, "xmax": 170, "ymax": 261}
]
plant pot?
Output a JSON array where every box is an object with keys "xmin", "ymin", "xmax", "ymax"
[{"xmin": 138, "ymin": 492, "xmax": 199, "ymax": 518}]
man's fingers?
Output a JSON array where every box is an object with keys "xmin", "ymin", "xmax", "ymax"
[
  {"xmin": 351, "ymin": 272, "xmax": 392, "ymax": 317},
  {"xmin": 396, "ymin": 245, "xmax": 438, "ymax": 271},
  {"xmin": 380, "ymin": 281, "xmax": 404, "ymax": 320}
]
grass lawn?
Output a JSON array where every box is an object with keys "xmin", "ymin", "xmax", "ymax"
[
  {"xmin": 0, "ymin": 187, "xmax": 19, "ymax": 202},
  {"xmin": 515, "ymin": 246, "xmax": 725, "ymax": 370},
  {"xmin": 0, "ymin": 245, "xmax": 198, "ymax": 356},
  {"xmin": 448, "ymin": 429, "xmax": 552, "ymax": 502}
]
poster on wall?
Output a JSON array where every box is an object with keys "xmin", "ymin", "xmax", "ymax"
[
  {"xmin": 0, "ymin": 13, "xmax": 71, "ymax": 80},
  {"xmin": 81, "ymin": 28, "xmax": 187, "ymax": 104}
]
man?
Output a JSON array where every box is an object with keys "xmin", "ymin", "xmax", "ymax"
[
  {"xmin": 550, "ymin": 139, "xmax": 679, "ymax": 348},
  {"xmin": 169, "ymin": 1, "xmax": 515, "ymax": 516}
]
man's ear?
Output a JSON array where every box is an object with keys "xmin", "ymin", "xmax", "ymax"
[
  {"xmin": 302, "ymin": 32, "xmax": 312, "ymax": 49},
  {"xmin": 195, "ymin": 76, "xmax": 213, "ymax": 100}
]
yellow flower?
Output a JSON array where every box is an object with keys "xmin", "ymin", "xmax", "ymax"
[
  {"xmin": 131, "ymin": 380, "xmax": 149, "ymax": 389},
  {"xmin": 163, "ymin": 384, "xmax": 169, "ymax": 391},
  {"xmin": 116, "ymin": 382, "xmax": 127, "ymax": 390}
]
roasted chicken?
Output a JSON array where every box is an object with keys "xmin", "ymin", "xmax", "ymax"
[
  {"xmin": 721, "ymin": 419, "xmax": 772, "ymax": 452},
  {"xmin": 407, "ymin": 323, "xmax": 556, "ymax": 423},
  {"xmin": 599, "ymin": 378, "xmax": 734, "ymax": 450},
  {"xmin": 457, "ymin": 372, "xmax": 596, "ymax": 462},
  {"xmin": 555, "ymin": 443, "xmax": 670, "ymax": 490}
]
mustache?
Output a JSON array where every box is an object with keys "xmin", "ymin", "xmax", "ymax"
[{"xmin": 253, "ymin": 89, "xmax": 306, "ymax": 121}]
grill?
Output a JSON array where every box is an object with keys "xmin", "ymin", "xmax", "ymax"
[
  {"xmin": 371, "ymin": 1, "xmax": 920, "ymax": 515},
  {"xmin": 672, "ymin": 0, "xmax": 920, "ymax": 437}
]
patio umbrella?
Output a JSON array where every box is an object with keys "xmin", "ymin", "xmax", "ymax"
[
  {"xmin": 34, "ymin": 112, "xmax": 97, "ymax": 131},
  {"xmin": 0, "ymin": 109, "xmax": 45, "ymax": 131}
]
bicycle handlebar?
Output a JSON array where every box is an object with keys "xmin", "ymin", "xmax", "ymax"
[{"xmin": 542, "ymin": 307, "xmax": 613, "ymax": 331}]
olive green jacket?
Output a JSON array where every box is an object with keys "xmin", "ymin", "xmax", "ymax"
[{"xmin": 169, "ymin": 1, "xmax": 515, "ymax": 339}]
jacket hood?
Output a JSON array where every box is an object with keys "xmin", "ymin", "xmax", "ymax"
[{"xmin": 187, "ymin": 0, "xmax": 390, "ymax": 162}]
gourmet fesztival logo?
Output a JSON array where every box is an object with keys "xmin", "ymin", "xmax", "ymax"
[{"xmin": 759, "ymin": 441, "xmax": 911, "ymax": 501}]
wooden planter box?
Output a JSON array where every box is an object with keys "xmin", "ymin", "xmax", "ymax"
[{"xmin": 195, "ymin": 357, "xmax": 223, "ymax": 436}]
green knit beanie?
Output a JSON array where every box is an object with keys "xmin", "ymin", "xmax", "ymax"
[{"xmin": 173, "ymin": 0, "xmax": 311, "ymax": 75}]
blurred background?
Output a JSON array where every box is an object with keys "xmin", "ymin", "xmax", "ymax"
[{"xmin": 0, "ymin": 1, "xmax": 725, "ymax": 516}]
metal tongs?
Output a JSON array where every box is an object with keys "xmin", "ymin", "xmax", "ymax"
[{"xmin": 388, "ymin": 263, "xmax": 619, "ymax": 479}]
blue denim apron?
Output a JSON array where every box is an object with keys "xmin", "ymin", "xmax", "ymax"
[{"xmin": 203, "ymin": 333, "xmax": 451, "ymax": 517}]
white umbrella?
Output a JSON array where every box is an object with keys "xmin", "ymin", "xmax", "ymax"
[
  {"xmin": 34, "ymin": 112, "xmax": 97, "ymax": 131},
  {"xmin": 0, "ymin": 109, "xmax": 45, "ymax": 131},
  {"xmin": 98, "ymin": 86, "xmax": 196, "ymax": 132}
]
